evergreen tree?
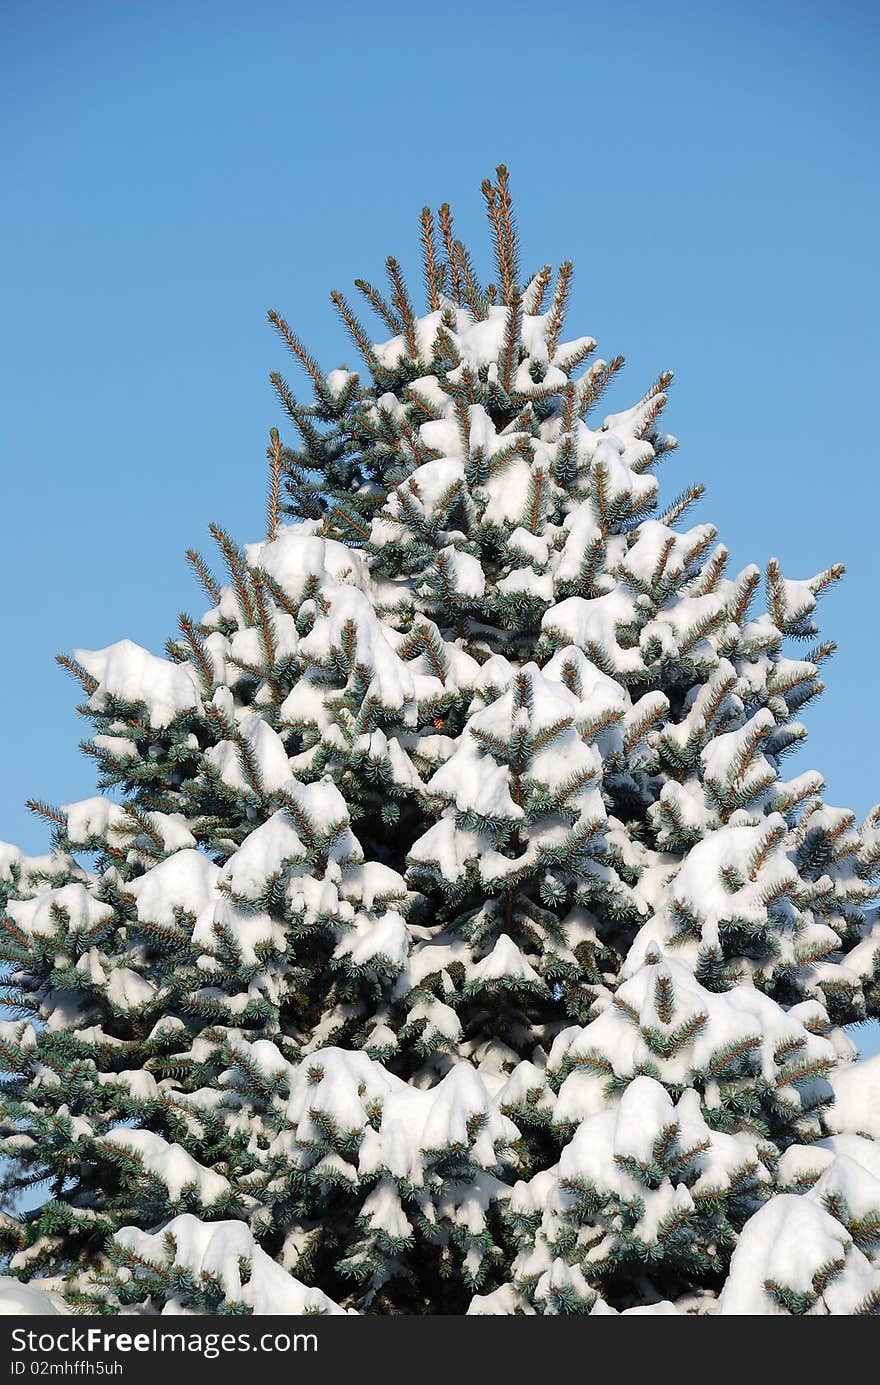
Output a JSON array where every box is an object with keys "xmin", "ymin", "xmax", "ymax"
[{"xmin": 2, "ymin": 168, "xmax": 880, "ymax": 1316}]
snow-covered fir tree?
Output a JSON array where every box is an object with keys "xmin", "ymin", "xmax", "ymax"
[{"xmin": 2, "ymin": 168, "xmax": 880, "ymax": 1316}]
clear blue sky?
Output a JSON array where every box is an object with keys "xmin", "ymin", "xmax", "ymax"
[{"xmin": 2, "ymin": 1, "xmax": 878, "ymax": 1057}]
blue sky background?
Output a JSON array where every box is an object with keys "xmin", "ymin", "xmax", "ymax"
[{"xmin": 2, "ymin": 1, "xmax": 878, "ymax": 1047}]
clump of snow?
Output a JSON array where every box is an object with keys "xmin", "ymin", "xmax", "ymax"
[
  {"xmin": 0, "ymin": 1278, "xmax": 68, "ymax": 1314},
  {"xmin": 114, "ymin": 1215, "xmax": 351, "ymax": 1314},
  {"xmin": 825, "ymin": 1053, "xmax": 880, "ymax": 1139},
  {"xmin": 718, "ymin": 1195, "xmax": 880, "ymax": 1314},
  {"xmin": 101, "ymin": 1130, "xmax": 230, "ymax": 1206},
  {"xmin": 75, "ymin": 640, "xmax": 202, "ymax": 727},
  {"xmin": 6, "ymin": 884, "xmax": 113, "ymax": 939}
]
